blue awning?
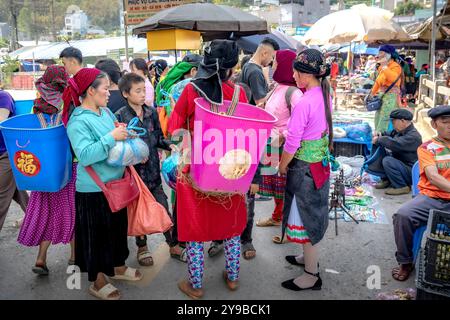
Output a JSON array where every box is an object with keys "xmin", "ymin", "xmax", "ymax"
[{"xmin": 339, "ymin": 43, "xmax": 379, "ymax": 55}]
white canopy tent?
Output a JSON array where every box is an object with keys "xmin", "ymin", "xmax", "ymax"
[{"xmin": 9, "ymin": 37, "xmax": 149, "ymax": 60}]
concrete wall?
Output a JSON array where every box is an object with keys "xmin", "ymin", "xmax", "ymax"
[{"xmin": 280, "ymin": 0, "xmax": 330, "ymax": 27}]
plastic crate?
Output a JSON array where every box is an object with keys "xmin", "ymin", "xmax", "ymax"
[
  {"xmin": 424, "ymin": 238, "xmax": 450, "ymax": 287},
  {"xmin": 416, "ymin": 250, "xmax": 450, "ymax": 300},
  {"xmin": 425, "ymin": 209, "xmax": 450, "ymax": 238},
  {"xmin": 423, "ymin": 210, "xmax": 450, "ymax": 287}
]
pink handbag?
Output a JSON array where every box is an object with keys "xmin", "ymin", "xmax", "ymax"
[{"xmin": 85, "ymin": 166, "xmax": 139, "ymax": 213}]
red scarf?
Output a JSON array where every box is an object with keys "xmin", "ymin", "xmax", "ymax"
[{"xmin": 62, "ymin": 68, "xmax": 101, "ymax": 125}]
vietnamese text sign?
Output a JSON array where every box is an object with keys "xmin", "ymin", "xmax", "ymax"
[{"xmin": 125, "ymin": 0, "xmax": 195, "ymax": 25}]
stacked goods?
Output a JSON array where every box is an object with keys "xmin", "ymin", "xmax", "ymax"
[
  {"xmin": 424, "ymin": 210, "xmax": 450, "ymax": 287},
  {"xmin": 416, "ymin": 249, "xmax": 450, "ymax": 300}
]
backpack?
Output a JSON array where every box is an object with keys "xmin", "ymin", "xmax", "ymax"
[
  {"xmin": 265, "ymin": 85, "xmax": 299, "ymax": 113},
  {"xmin": 284, "ymin": 86, "xmax": 298, "ymax": 114}
]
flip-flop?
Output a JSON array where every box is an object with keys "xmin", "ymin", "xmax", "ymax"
[
  {"xmin": 272, "ymin": 235, "xmax": 289, "ymax": 244},
  {"xmin": 32, "ymin": 264, "xmax": 49, "ymax": 276}
]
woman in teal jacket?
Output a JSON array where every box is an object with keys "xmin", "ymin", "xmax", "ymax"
[{"xmin": 67, "ymin": 68, "xmax": 142, "ymax": 300}]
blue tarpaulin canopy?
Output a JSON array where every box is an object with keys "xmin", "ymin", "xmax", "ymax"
[{"xmin": 339, "ymin": 43, "xmax": 379, "ymax": 55}]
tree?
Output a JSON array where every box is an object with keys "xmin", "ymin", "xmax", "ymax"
[
  {"xmin": 17, "ymin": 0, "xmax": 49, "ymax": 42},
  {"xmin": 394, "ymin": 1, "xmax": 423, "ymax": 16},
  {"xmin": 80, "ymin": 0, "xmax": 120, "ymax": 33},
  {"xmin": 344, "ymin": 0, "xmax": 373, "ymax": 9}
]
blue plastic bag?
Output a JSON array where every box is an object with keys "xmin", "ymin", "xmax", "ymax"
[
  {"xmin": 345, "ymin": 123, "xmax": 372, "ymax": 143},
  {"xmin": 107, "ymin": 117, "xmax": 150, "ymax": 167},
  {"xmin": 161, "ymin": 152, "xmax": 179, "ymax": 190}
]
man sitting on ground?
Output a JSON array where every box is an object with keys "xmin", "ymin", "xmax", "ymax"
[
  {"xmin": 373, "ymin": 109, "xmax": 422, "ymax": 195},
  {"xmin": 392, "ymin": 105, "xmax": 450, "ymax": 281}
]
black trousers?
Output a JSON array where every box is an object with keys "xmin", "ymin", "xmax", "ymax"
[{"xmin": 75, "ymin": 192, "xmax": 129, "ymax": 282}]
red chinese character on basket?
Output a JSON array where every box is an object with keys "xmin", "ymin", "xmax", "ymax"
[{"xmin": 14, "ymin": 151, "xmax": 41, "ymax": 176}]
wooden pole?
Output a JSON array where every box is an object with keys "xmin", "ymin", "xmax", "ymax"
[
  {"xmin": 431, "ymin": 0, "xmax": 438, "ymax": 81},
  {"xmin": 123, "ymin": 0, "xmax": 130, "ymax": 62}
]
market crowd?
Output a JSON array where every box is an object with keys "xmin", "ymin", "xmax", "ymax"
[{"xmin": 0, "ymin": 40, "xmax": 449, "ymax": 300}]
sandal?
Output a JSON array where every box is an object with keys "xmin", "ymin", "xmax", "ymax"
[
  {"xmin": 222, "ymin": 270, "xmax": 239, "ymax": 291},
  {"xmin": 256, "ymin": 217, "xmax": 281, "ymax": 227},
  {"xmin": 89, "ymin": 283, "xmax": 121, "ymax": 300},
  {"xmin": 392, "ymin": 264, "xmax": 414, "ymax": 282},
  {"xmin": 272, "ymin": 235, "xmax": 289, "ymax": 244},
  {"xmin": 178, "ymin": 279, "xmax": 204, "ymax": 299},
  {"xmin": 137, "ymin": 250, "xmax": 154, "ymax": 267},
  {"xmin": 208, "ymin": 242, "xmax": 224, "ymax": 258},
  {"xmin": 112, "ymin": 267, "xmax": 143, "ymax": 281},
  {"xmin": 242, "ymin": 242, "xmax": 256, "ymax": 260},
  {"xmin": 170, "ymin": 246, "xmax": 188, "ymax": 263},
  {"xmin": 32, "ymin": 264, "xmax": 49, "ymax": 276}
]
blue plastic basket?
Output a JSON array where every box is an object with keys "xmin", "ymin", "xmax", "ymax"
[
  {"xmin": 0, "ymin": 114, "xmax": 72, "ymax": 192},
  {"xmin": 14, "ymin": 100, "xmax": 34, "ymax": 115}
]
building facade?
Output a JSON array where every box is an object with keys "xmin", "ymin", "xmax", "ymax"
[
  {"xmin": 0, "ymin": 23, "xmax": 10, "ymax": 39},
  {"xmin": 61, "ymin": 5, "xmax": 89, "ymax": 36},
  {"xmin": 279, "ymin": 0, "xmax": 330, "ymax": 28}
]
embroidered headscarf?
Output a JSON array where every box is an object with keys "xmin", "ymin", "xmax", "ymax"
[
  {"xmin": 273, "ymin": 49, "xmax": 297, "ymax": 86},
  {"xmin": 62, "ymin": 67, "xmax": 101, "ymax": 125},
  {"xmin": 33, "ymin": 65, "xmax": 69, "ymax": 114},
  {"xmin": 191, "ymin": 39, "xmax": 239, "ymax": 104},
  {"xmin": 293, "ymin": 48, "xmax": 330, "ymax": 78}
]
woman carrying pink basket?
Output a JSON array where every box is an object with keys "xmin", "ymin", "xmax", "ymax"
[{"xmin": 168, "ymin": 40, "xmax": 256, "ymax": 299}]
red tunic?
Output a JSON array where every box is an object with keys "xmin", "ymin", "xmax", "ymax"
[{"xmin": 168, "ymin": 81, "xmax": 249, "ymax": 242}]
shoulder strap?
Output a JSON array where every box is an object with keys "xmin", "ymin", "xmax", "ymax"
[
  {"xmin": 85, "ymin": 166, "xmax": 107, "ymax": 192},
  {"xmin": 285, "ymin": 86, "xmax": 298, "ymax": 114},
  {"xmin": 382, "ymin": 73, "xmax": 402, "ymax": 96},
  {"xmin": 226, "ymin": 84, "xmax": 241, "ymax": 116}
]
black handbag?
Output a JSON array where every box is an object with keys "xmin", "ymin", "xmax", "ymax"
[{"xmin": 365, "ymin": 73, "xmax": 401, "ymax": 112}]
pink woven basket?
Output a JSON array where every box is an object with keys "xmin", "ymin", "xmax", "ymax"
[{"xmin": 191, "ymin": 98, "xmax": 277, "ymax": 193}]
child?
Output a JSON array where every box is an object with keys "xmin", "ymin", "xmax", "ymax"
[{"xmin": 115, "ymin": 73, "xmax": 181, "ymax": 267}]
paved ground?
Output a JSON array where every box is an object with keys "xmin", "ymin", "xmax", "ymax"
[{"xmin": 0, "ymin": 186, "xmax": 415, "ymax": 300}]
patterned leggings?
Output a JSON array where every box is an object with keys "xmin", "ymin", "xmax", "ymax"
[{"xmin": 186, "ymin": 236, "xmax": 241, "ymax": 289}]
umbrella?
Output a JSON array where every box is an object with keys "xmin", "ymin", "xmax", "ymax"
[
  {"xmin": 271, "ymin": 29, "xmax": 300, "ymax": 49},
  {"xmin": 302, "ymin": 4, "xmax": 410, "ymax": 45},
  {"xmin": 132, "ymin": 3, "xmax": 268, "ymax": 41},
  {"xmin": 236, "ymin": 33, "xmax": 294, "ymax": 53}
]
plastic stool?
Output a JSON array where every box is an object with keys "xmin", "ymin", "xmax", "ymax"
[
  {"xmin": 412, "ymin": 225, "xmax": 426, "ymax": 264},
  {"xmin": 411, "ymin": 161, "xmax": 420, "ymax": 197}
]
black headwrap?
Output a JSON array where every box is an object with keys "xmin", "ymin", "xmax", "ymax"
[
  {"xmin": 293, "ymin": 49, "xmax": 330, "ymax": 78},
  {"xmin": 191, "ymin": 39, "xmax": 239, "ymax": 104}
]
